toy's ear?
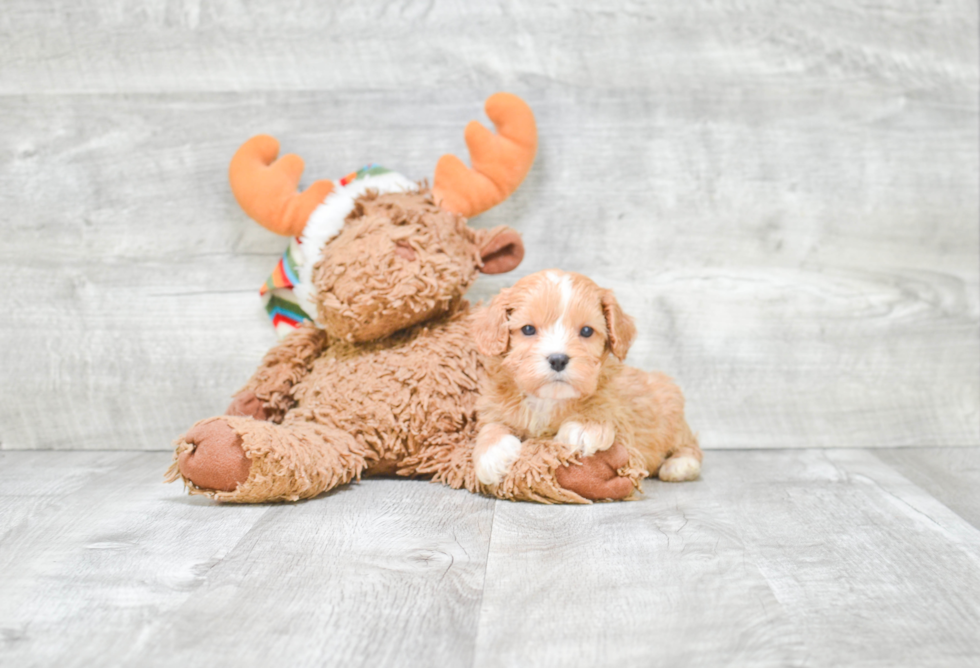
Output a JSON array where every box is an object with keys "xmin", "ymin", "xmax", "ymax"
[
  {"xmin": 601, "ymin": 289, "xmax": 637, "ymax": 361},
  {"xmin": 477, "ymin": 226, "xmax": 524, "ymax": 274},
  {"xmin": 472, "ymin": 288, "xmax": 513, "ymax": 356}
]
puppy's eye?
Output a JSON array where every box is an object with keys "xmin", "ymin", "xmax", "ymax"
[
  {"xmin": 521, "ymin": 325, "xmax": 536, "ymax": 336},
  {"xmin": 580, "ymin": 326, "xmax": 594, "ymax": 338}
]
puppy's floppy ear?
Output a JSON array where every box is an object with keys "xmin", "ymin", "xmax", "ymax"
[
  {"xmin": 601, "ymin": 289, "xmax": 636, "ymax": 361},
  {"xmin": 472, "ymin": 288, "xmax": 513, "ymax": 356}
]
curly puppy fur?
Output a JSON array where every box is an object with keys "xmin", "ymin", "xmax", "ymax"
[{"xmin": 471, "ymin": 270, "xmax": 702, "ymax": 501}]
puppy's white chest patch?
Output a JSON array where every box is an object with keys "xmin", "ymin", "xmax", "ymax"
[{"xmin": 524, "ymin": 395, "xmax": 560, "ymax": 437}]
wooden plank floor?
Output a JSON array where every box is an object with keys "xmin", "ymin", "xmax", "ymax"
[{"xmin": 2, "ymin": 449, "xmax": 979, "ymax": 667}]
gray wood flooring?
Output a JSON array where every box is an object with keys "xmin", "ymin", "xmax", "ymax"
[
  {"xmin": 1, "ymin": 0, "xmax": 977, "ymax": 452},
  {"xmin": 2, "ymin": 448, "xmax": 979, "ymax": 667}
]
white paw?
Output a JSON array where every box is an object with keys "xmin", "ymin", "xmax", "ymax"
[
  {"xmin": 556, "ymin": 421, "xmax": 613, "ymax": 457},
  {"xmin": 658, "ymin": 455, "xmax": 701, "ymax": 482},
  {"xmin": 476, "ymin": 435, "xmax": 522, "ymax": 485}
]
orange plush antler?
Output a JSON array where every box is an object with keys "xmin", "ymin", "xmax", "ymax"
[
  {"xmin": 228, "ymin": 135, "xmax": 335, "ymax": 236},
  {"xmin": 432, "ymin": 93, "xmax": 537, "ymax": 219}
]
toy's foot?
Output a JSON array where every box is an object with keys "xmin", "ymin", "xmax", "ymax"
[
  {"xmin": 226, "ymin": 390, "xmax": 269, "ymax": 421},
  {"xmin": 658, "ymin": 454, "xmax": 701, "ymax": 482},
  {"xmin": 178, "ymin": 420, "xmax": 252, "ymax": 492},
  {"xmin": 555, "ymin": 443, "xmax": 634, "ymax": 501}
]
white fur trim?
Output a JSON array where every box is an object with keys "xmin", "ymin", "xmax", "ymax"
[
  {"xmin": 476, "ymin": 434, "xmax": 522, "ymax": 485},
  {"xmin": 658, "ymin": 455, "xmax": 701, "ymax": 482},
  {"xmin": 289, "ymin": 170, "xmax": 418, "ymax": 324}
]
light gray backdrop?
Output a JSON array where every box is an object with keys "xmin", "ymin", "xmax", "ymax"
[{"xmin": 1, "ymin": 0, "xmax": 977, "ymax": 450}]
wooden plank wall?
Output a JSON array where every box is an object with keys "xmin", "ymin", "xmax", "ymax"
[{"xmin": 1, "ymin": 0, "xmax": 977, "ymax": 450}]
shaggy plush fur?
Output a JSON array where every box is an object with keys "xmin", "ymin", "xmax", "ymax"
[
  {"xmin": 170, "ymin": 304, "xmax": 479, "ymax": 502},
  {"xmin": 311, "ymin": 191, "xmax": 483, "ymax": 343},
  {"xmin": 470, "ymin": 270, "xmax": 702, "ymax": 501},
  {"xmin": 166, "ymin": 94, "xmax": 659, "ymax": 505},
  {"xmin": 165, "ymin": 191, "xmax": 604, "ymax": 503}
]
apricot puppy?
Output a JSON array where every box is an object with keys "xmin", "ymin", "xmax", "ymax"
[{"xmin": 471, "ymin": 270, "xmax": 702, "ymax": 501}]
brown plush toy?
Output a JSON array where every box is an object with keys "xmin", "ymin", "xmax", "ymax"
[{"xmin": 165, "ymin": 93, "xmax": 643, "ymax": 503}]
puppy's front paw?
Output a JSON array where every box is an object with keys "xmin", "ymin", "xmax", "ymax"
[
  {"xmin": 556, "ymin": 421, "xmax": 615, "ymax": 457},
  {"xmin": 475, "ymin": 434, "xmax": 522, "ymax": 485}
]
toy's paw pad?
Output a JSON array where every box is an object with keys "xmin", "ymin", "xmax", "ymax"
[
  {"xmin": 658, "ymin": 455, "xmax": 701, "ymax": 482},
  {"xmin": 178, "ymin": 420, "xmax": 251, "ymax": 492},
  {"xmin": 555, "ymin": 443, "xmax": 633, "ymax": 501},
  {"xmin": 226, "ymin": 391, "xmax": 269, "ymax": 421}
]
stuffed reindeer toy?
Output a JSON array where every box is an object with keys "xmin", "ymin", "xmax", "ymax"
[{"xmin": 166, "ymin": 94, "xmax": 664, "ymax": 503}]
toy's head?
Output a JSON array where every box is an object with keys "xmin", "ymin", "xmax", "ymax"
[
  {"xmin": 311, "ymin": 188, "xmax": 523, "ymax": 342},
  {"xmin": 229, "ymin": 93, "xmax": 536, "ymax": 342},
  {"xmin": 471, "ymin": 270, "xmax": 637, "ymax": 400}
]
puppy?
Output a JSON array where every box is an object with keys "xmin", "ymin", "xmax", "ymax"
[{"xmin": 470, "ymin": 270, "xmax": 702, "ymax": 501}]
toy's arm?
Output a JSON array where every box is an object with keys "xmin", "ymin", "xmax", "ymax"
[
  {"xmin": 228, "ymin": 323, "xmax": 328, "ymax": 423},
  {"xmin": 470, "ymin": 423, "xmax": 640, "ymax": 503}
]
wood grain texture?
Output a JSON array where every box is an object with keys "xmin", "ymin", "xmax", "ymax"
[
  {"xmin": 0, "ymin": 451, "xmax": 496, "ymax": 668},
  {"xmin": 130, "ymin": 479, "xmax": 495, "ymax": 668},
  {"xmin": 0, "ymin": 450, "xmax": 272, "ymax": 667},
  {"xmin": 0, "ymin": 0, "xmax": 977, "ymax": 449},
  {"xmin": 475, "ymin": 449, "xmax": 980, "ymax": 668},
  {"xmin": 709, "ymin": 449, "xmax": 980, "ymax": 667},
  {"xmin": 873, "ymin": 446, "xmax": 980, "ymax": 529},
  {"xmin": 0, "ymin": 1, "xmax": 976, "ymax": 95},
  {"xmin": 474, "ymin": 479, "xmax": 809, "ymax": 667},
  {"xmin": 2, "ymin": 449, "xmax": 980, "ymax": 666}
]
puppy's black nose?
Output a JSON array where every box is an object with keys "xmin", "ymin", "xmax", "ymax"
[{"xmin": 547, "ymin": 353, "xmax": 570, "ymax": 372}]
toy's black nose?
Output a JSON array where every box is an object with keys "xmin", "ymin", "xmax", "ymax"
[{"xmin": 547, "ymin": 353, "xmax": 570, "ymax": 372}]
